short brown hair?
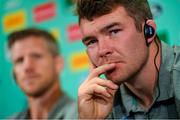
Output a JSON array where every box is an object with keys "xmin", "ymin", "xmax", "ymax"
[
  {"xmin": 8, "ymin": 28, "xmax": 59, "ymax": 56},
  {"xmin": 76, "ymin": 0, "xmax": 153, "ymax": 32}
]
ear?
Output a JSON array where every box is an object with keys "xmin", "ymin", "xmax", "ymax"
[
  {"xmin": 12, "ymin": 69, "xmax": 17, "ymax": 82},
  {"xmin": 145, "ymin": 19, "xmax": 157, "ymax": 44},
  {"xmin": 55, "ymin": 56, "xmax": 64, "ymax": 74}
]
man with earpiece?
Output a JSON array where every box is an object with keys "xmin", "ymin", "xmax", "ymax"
[{"xmin": 75, "ymin": 0, "xmax": 180, "ymax": 119}]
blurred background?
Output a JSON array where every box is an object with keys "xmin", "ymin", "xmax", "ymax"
[{"xmin": 0, "ymin": 0, "xmax": 180, "ymax": 118}]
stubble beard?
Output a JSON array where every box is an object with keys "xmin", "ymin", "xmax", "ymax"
[
  {"xmin": 23, "ymin": 78, "xmax": 56, "ymax": 98},
  {"xmin": 105, "ymin": 54, "xmax": 149, "ymax": 86}
]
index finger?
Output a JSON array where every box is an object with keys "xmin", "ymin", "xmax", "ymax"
[
  {"xmin": 87, "ymin": 63, "xmax": 115, "ymax": 80},
  {"xmin": 88, "ymin": 60, "xmax": 97, "ymax": 72}
]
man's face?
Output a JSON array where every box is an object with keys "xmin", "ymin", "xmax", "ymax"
[
  {"xmin": 11, "ymin": 36, "xmax": 60, "ymax": 97},
  {"xmin": 80, "ymin": 6, "xmax": 149, "ymax": 84}
]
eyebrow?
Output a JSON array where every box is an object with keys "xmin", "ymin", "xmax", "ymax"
[
  {"xmin": 82, "ymin": 22, "xmax": 121, "ymax": 43},
  {"xmin": 103, "ymin": 22, "xmax": 121, "ymax": 31}
]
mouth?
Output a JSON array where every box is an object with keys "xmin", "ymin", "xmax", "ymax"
[
  {"xmin": 23, "ymin": 75, "xmax": 39, "ymax": 85},
  {"xmin": 105, "ymin": 66, "xmax": 116, "ymax": 75},
  {"xmin": 101, "ymin": 59, "xmax": 123, "ymax": 65},
  {"xmin": 24, "ymin": 75, "xmax": 39, "ymax": 80}
]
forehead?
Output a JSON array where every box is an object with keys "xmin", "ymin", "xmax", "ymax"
[
  {"xmin": 11, "ymin": 36, "xmax": 49, "ymax": 57},
  {"xmin": 79, "ymin": 6, "xmax": 132, "ymax": 35}
]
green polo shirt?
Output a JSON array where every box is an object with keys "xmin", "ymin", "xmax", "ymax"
[{"xmin": 109, "ymin": 41, "xmax": 180, "ymax": 119}]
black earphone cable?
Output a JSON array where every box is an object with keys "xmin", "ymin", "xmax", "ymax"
[
  {"xmin": 154, "ymin": 36, "xmax": 161, "ymax": 100},
  {"xmin": 147, "ymin": 36, "xmax": 161, "ymax": 118}
]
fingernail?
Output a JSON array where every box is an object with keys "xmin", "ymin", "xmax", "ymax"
[
  {"xmin": 107, "ymin": 93, "xmax": 111, "ymax": 97},
  {"xmin": 114, "ymin": 84, "xmax": 118, "ymax": 89}
]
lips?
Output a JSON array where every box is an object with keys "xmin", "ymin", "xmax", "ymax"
[
  {"xmin": 24, "ymin": 74, "xmax": 39, "ymax": 81},
  {"xmin": 103, "ymin": 61, "xmax": 123, "ymax": 76},
  {"xmin": 99, "ymin": 60, "xmax": 122, "ymax": 66},
  {"xmin": 23, "ymin": 76, "xmax": 39, "ymax": 85}
]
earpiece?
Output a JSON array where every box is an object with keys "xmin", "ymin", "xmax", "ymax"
[{"xmin": 144, "ymin": 22, "xmax": 155, "ymax": 46}]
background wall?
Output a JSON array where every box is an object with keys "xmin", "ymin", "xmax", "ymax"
[{"xmin": 0, "ymin": 0, "xmax": 179, "ymax": 118}]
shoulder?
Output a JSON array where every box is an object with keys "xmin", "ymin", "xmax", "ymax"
[
  {"xmin": 59, "ymin": 95, "xmax": 77, "ymax": 114},
  {"xmin": 49, "ymin": 95, "xmax": 78, "ymax": 119},
  {"xmin": 7, "ymin": 110, "xmax": 28, "ymax": 119},
  {"xmin": 161, "ymin": 41, "xmax": 180, "ymax": 71},
  {"xmin": 173, "ymin": 45, "xmax": 180, "ymax": 71},
  {"xmin": 63, "ymin": 97, "xmax": 78, "ymax": 119},
  {"xmin": 171, "ymin": 45, "xmax": 180, "ymax": 117}
]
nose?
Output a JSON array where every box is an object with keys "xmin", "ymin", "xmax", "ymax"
[
  {"xmin": 23, "ymin": 57, "xmax": 34, "ymax": 72},
  {"xmin": 98, "ymin": 38, "xmax": 113, "ymax": 58}
]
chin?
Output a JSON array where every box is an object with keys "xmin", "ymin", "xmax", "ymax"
[
  {"xmin": 23, "ymin": 87, "xmax": 40, "ymax": 96},
  {"xmin": 105, "ymin": 72, "xmax": 126, "ymax": 85},
  {"xmin": 26, "ymin": 90, "xmax": 44, "ymax": 97},
  {"xmin": 105, "ymin": 74, "xmax": 118, "ymax": 83}
]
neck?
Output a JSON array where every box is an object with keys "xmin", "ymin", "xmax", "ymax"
[
  {"xmin": 125, "ymin": 41, "xmax": 161, "ymax": 109},
  {"xmin": 28, "ymin": 80, "xmax": 63, "ymax": 119}
]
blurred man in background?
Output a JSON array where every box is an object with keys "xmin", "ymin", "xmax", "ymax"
[
  {"xmin": 76, "ymin": 0, "xmax": 180, "ymax": 119},
  {"xmin": 7, "ymin": 28, "xmax": 77, "ymax": 119}
]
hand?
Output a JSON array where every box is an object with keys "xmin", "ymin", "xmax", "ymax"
[{"xmin": 78, "ymin": 63, "xmax": 119, "ymax": 119}]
